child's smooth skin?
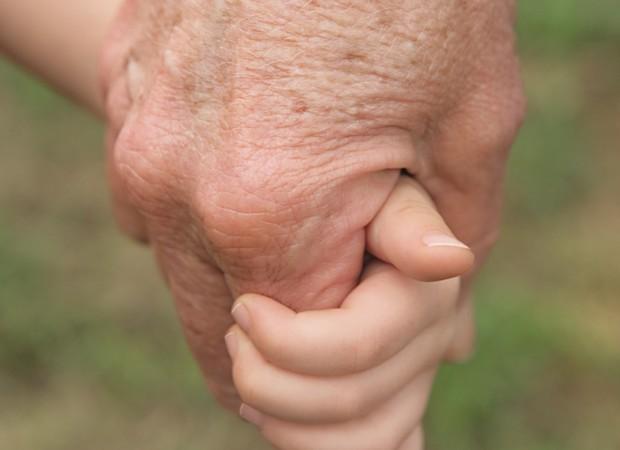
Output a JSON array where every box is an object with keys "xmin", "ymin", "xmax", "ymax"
[{"xmin": 225, "ymin": 176, "xmax": 474, "ymax": 450}]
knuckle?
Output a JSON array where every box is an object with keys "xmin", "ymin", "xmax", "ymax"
[
  {"xmin": 111, "ymin": 116, "xmax": 184, "ymax": 215},
  {"xmin": 477, "ymin": 116, "xmax": 518, "ymax": 157},
  {"xmin": 483, "ymin": 89, "xmax": 527, "ymax": 155},
  {"xmin": 458, "ymin": 81, "xmax": 527, "ymax": 163}
]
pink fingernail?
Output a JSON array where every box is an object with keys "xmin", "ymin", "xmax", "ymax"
[
  {"xmin": 240, "ymin": 403, "xmax": 264, "ymax": 426},
  {"xmin": 225, "ymin": 332, "xmax": 237, "ymax": 359},
  {"xmin": 231, "ymin": 302, "xmax": 252, "ymax": 332},
  {"xmin": 422, "ymin": 234, "xmax": 470, "ymax": 249}
]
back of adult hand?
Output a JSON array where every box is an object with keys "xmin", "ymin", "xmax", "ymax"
[{"xmin": 101, "ymin": 0, "xmax": 525, "ymax": 409}]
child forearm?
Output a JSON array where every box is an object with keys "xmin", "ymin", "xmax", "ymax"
[{"xmin": 0, "ymin": 0, "xmax": 123, "ymax": 115}]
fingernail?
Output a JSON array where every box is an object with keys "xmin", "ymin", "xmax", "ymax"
[
  {"xmin": 231, "ymin": 302, "xmax": 251, "ymax": 332},
  {"xmin": 422, "ymin": 234, "xmax": 470, "ymax": 250},
  {"xmin": 225, "ymin": 332, "xmax": 237, "ymax": 359},
  {"xmin": 240, "ymin": 403, "xmax": 264, "ymax": 426}
]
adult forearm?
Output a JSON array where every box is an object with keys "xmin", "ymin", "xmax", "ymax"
[{"xmin": 0, "ymin": 0, "xmax": 123, "ymax": 114}]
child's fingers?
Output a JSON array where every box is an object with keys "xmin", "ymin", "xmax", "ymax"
[
  {"xmin": 227, "ymin": 314, "xmax": 453, "ymax": 423},
  {"xmin": 367, "ymin": 176, "xmax": 475, "ymax": 281},
  {"xmin": 251, "ymin": 370, "xmax": 436, "ymax": 450},
  {"xmin": 231, "ymin": 263, "xmax": 459, "ymax": 377}
]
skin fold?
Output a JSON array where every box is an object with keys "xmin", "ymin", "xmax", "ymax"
[{"xmin": 99, "ymin": 0, "xmax": 525, "ymax": 408}]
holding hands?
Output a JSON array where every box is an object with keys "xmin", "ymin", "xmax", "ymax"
[
  {"xmin": 227, "ymin": 177, "xmax": 474, "ymax": 450},
  {"xmin": 99, "ymin": 0, "xmax": 523, "ymax": 410},
  {"xmin": 0, "ymin": 0, "xmax": 526, "ymax": 448}
]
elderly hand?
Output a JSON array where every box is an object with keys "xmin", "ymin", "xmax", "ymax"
[{"xmin": 101, "ymin": 0, "xmax": 524, "ymax": 408}]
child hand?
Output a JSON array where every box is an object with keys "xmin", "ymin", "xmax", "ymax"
[{"xmin": 225, "ymin": 177, "xmax": 474, "ymax": 450}]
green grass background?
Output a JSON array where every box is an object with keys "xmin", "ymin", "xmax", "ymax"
[{"xmin": 1, "ymin": 2, "xmax": 619, "ymax": 449}]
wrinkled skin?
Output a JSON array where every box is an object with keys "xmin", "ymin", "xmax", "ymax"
[{"xmin": 101, "ymin": 0, "xmax": 525, "ymax": 409}]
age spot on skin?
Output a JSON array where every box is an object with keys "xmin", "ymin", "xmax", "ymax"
[
  {"xmin": 294, "ymin": 101, "xmax": 308, "ymax": 113},
  {"xmin": 344, "ymin": 52, "xmax": 367, "ymax": 62}
]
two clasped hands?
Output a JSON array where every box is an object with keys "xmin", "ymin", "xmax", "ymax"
[
  {"xmin": 0, "ymin": 0, "xmax": 526, "ymax": 448},
  {"xmin": 226, "ymin": 176, "xmax": 474, "ymax": 449}
]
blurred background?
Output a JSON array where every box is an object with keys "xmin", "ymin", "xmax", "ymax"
[{"xmin": 1, "ymin": 2, "xmax": 618, "ymax": 449}]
